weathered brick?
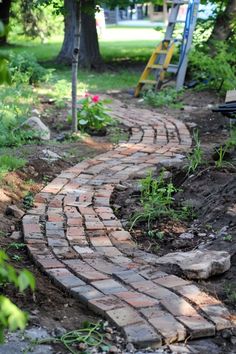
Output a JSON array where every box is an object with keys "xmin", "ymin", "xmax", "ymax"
[
  {"xmin": 106, "ymin": 306, "xmax": 143, "ymax": 327},
  {"xmin": 110, "ymin": 230, "xmax": 132, "ymax": 241},
  {"xmin": 91, "ymin": 279, "xmax": 127, "ymax": 294},
  {"xmin": 73, "ymin": 246, "xmax": 94, "ymax": 255},
  {"xmin": 117, "ymin": 291, "xmax": 158, "ymax": 308},
  {"xmin": 95, "ymin": 246, "xmax": 123, "ymax": 257},
  {"xmin": 175, "ymin": 285, "xmax": 220, "ymax": 306},
  {"xmin": 123, "ymin": 321, "xmax": 162, "ymax": 348},
  {"xmin": 88, "ymin": 295, "xmax": 124, "ymax": 315},
  {"xmin": 90, "ymin": 236, "xmax": 113, "ymax": 247},
  {"xmin": 154, "ymin": 275, "xmax": 191, "ymax": 289},
  {"xmin": 71, "ymin": 285, "xmax": 104, "ymax": 303},
  {"xmin": 177, "ymin": 315, "xmax": 215, "ymax": 338},
  {"xmin": 141, "ymin": 307, "xmax": 186, "ymax": 343},
  {"xmin": 113, "ymin": 270, "xmax": 145, "ymax": 283},
  {"xmin": 47, "ymin": 268, "xmax": 85, "ymax": 288},
  {"xmin": 200, "ymin": 304, "xmax": 232, "ymax": 330},
  {"xmin": 161, "ymin": 295, "xmax": 199, "ymax": 317}
]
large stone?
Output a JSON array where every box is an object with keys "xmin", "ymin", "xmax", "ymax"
[
  {"xmin": 156, "ymin": 250, "xmax": 231, "ymax": 280},
  {"xmin": 23, "ymin": 117, "xmax": 50, "ymax": 140}
]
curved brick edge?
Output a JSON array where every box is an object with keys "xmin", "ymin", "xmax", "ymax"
[{"xmin": 22, "ymin": 99, "xmax": 234, "ymax": 349}]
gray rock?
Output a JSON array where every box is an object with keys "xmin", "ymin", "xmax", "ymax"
[
  {"xmin": 24, "ymin": 326, "xmax": 49, "ymax": 340},
  {"xmin": 41, "ymin": 149, "xmax": 61, "ymax": 162},
  {"xmin": 5, "ymin": 205, "xmax": 25, "ymax": 219},
  {"xmin": 23, "ymin": 117, "xmax": 50, "ymax": 140},
  {"xmin": 179, "ymin": 232, "xmax": 194, "ymax": 240},
  {"xmin": 10, "ymin": 231, "xmax": 22, "ymax": 240},
  {"xmin": 156, "ymin": 250, "xmax": 231, "ymax": 279},
  {"xmin": 160, "ymin": 155, "xmax": 185, "ymax": 169}
]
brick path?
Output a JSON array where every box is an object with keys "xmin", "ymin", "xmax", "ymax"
[{"xmin": 23, "ymin": 99, "xmax": 234, "ymax": 348}]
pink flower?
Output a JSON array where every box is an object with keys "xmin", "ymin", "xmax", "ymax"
[
  {"xmin": 92, "ymin": 95, "xmax": 100, "ymax": 103},
  {"xmin": 85, "ymin": 93, "xmax": 90, "ymax": 97}
]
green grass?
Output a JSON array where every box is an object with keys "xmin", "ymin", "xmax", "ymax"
[
  {"xmin": 0, "ymin": 155, "xmax": 27, "ymax": 180},
  {"xmin": 0, "ymin": 27, "xmax": 163, "ymax": 94}
]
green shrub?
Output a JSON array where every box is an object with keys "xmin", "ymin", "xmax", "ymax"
[
  {"xmin": 0, "ymin": 155, "xmax": 27, "ymax": 179},
  {"xmin": 143, "ymin": 88, "xmax": 183, "ymax": 108},
  {"xmin": 9, "ymin": 52, "xmax": 52, "ymax": 84},
  {"xmin": 189, "ymin": 41, "xmax": 236, "ymax": 92},
  {"xmin": 0, "ymin": 250, "xmax": 35, "ymax": 342}
]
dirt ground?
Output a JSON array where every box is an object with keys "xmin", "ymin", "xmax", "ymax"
[{"xmin": 0, "ymin": 89, "xmax": 235, "ymax": 352}]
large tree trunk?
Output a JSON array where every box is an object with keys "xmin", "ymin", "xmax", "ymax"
[
  {"xmin": 0, "ymin": 0, "xmax": 12, "ymax": 45},
  {"xmin": 56, "ymin": 0, "xmax": 103, "ymax": 69},
  {"xmin": 208, "ymin": 0, "xmax": 236, "ymax": 41}
]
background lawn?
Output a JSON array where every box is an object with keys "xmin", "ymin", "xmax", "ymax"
[{"xmin": 0, "ymin": 26, "xmax": 163, "ymax": 94}]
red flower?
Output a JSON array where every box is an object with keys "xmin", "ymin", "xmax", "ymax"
[{"xmin": 92, "ymin": 95, "xmax": 100, "ymax": 103}]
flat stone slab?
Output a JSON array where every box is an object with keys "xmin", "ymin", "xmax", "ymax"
[{"xmin": 156, "ymin": 250, "xmax": 231, "ymax": 279}]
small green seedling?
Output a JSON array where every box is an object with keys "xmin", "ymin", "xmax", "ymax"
[{"xmin": 187, "ymin": 129, "xmax": 203, "ymax": 174}]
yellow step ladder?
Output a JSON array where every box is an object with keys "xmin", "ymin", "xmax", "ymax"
[{"xmin": 134, "ymin": 40, "xmax": 175, "ymax": 97}]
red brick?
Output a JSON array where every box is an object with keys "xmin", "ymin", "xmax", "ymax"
[{"xmin": 117, "ymin": 291, "xmax": 158, "ymax": 308}]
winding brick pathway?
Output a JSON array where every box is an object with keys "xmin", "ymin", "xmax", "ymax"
[{"xmin": 23, "ymin": 99, "xmax": 234, "ymax": 348}]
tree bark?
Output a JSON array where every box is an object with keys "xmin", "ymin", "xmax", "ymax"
[
  {"xmin": 56, "ymin": 0, "xmax": 103, "ymax": 69},
  {"xmin": 71, "ymin": 0, "xmax": 81, "ymax": 133},
  {"xmin": 208, "ymin": 0, "xmax": 236, "ymax": 41},
  {"xmin": 0, "ymin": 0, "xmax": 12, "ymax": 45}
]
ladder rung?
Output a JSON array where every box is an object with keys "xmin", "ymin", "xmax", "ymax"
[
  {"xmin": 148, "ymin": 64, "xmax": 165, "ymax": 69},
  {"xmin": 167, "ymin": 64, "xmax": 178, "ymax": 73},
  {"xmin": 166, "ymin": 1, "xmax": 189, "ymax": 4},
  {"xmin": 155, "ymin": 50, "xmax": 168, "ymax": 54},
  {"xmin": 169, "ymin": 20, "xmax": 186, "ymax": 24},
  {"xmin": 140, "ymin": 80, "xmax": 158, "ymax": 85}
]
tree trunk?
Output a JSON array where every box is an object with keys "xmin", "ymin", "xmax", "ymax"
[
  {"xmin": 0, "ymin": 0, "xmax": 12, "ymax": 45},
  {"xmin": 71, "ymin": 0, "xmax": 81, "ymax": 133},
  {"xmin": 208, "ymin": 0, "xmax": 236, "ymax": 41},
  {"xmin": 56, "ymin": 0, "xmax": 103, "ymax": 69}
]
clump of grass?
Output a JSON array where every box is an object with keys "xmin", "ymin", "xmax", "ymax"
[
  {"xmin": 130, "ymin": 170, "xmax": 178, "ymax": 230},
  {"xmin": 143, "ymin": 87, "xmax": 184, "ymax": 109},
  {"xmin": 187, "ymin": 129, "xmax": 203, "ymax": 174},
  {"xmin": 215, "ymin": 127, "xmax": 236, "ymax": 168},
  {"xmin": 0, "ymin": 155, "xmax": 27, "ymax": 180}
]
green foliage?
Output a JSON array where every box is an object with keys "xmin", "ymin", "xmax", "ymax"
[
  {"xmin": 187, "ymin": 130, "xmax": 203, "ymax": 174},
  {"xmin": 9, "ymin": 52, "xmax": 52, "ymax": 84},
  {"xmin": 23, "ymin": 192, "xmax": 35, "ymax": 210},
  {"xmin": 143, "ymin": 88, "xmax": 184, "ymax": 108},
  {"xmin": 215, "ymin": 127, "xmax": 236, "ymax": 168},
  {"xmin": 189, "ymin": 41, "xmax": 236, "ymax": 93},
  {"xmin": 0, "ymin": 250, "xmax": 35, "ymax": 342},
  {"xmin": 73, "ymin": 95, "xmax": 114, "ymax": 132},
  {"xmin": 224, "ymin": 282, "xmax": 236, "ymax": 303},
  {"xmin": 130, "ymin": 170, "xmax": 178, "ymax": 230},
  {"xmin": 0, "ymin": 155, "xmax": 27, "ymax": 180}
]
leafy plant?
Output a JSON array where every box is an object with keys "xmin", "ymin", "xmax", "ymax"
[
  {"xmin": 9, "ymin": 52, "xmax": 52, "ymax": 84},
  {"xmin": 143, "ymin": 88, "xmax": 184, "ymax": 108},
  {"xmin": 23, "ymin": 192, "xmax": 34, "ymax": 210},
  {"xmin": 0, "ymin": 155, "xmax": 27, "ymax": 180},
  {"xmin": 130, "ymin": 170, "xmax": 178, "ymax": 230},
  {"xmin": 70, "ymin": 94, "xmax": 114, "ymax": 132},
  {"xmin": 187, "ymin": 129, "xmax": 203, "ymax": 174},
  {"xmin": 215, "ymin": 127, "xmax": 236, "ymax": 168},
  {"xmin": 0, "ymin": 250, "xmax": 35, "ymax": 342},
  {"xmin": 189, "ymin": 41, "xmax": 236, "ymax": 93}
]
